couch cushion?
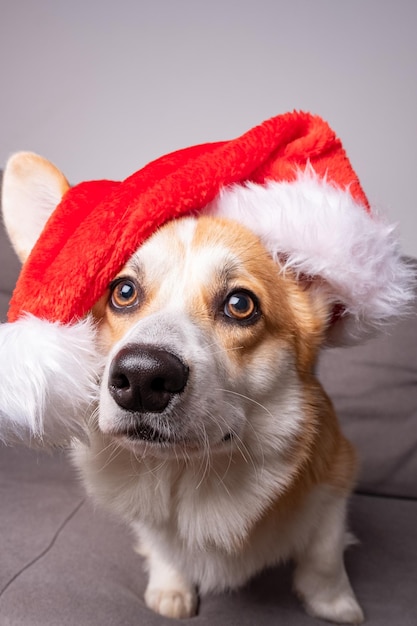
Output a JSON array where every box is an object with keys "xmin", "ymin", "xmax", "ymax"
[
  {"xmin": 0, "ymin": 445, "xmax": 416, "ymax": 626},
  {"xmin": 318, "ymin": 262, "xmax": 417, "ymax": 498}
]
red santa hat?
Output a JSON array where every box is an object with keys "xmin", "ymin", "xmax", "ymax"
[{"xmin": 0, "ymin": 111, "xmax": 413, "ymax": 446}]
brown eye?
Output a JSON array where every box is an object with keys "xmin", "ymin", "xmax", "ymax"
[
  {"xmin": 223, "ymin": 290, "xmax": 259, "ymax": 323},
  {"xmin": 110, "ymin": 279, "xmax": 139, "ymax": 311}
]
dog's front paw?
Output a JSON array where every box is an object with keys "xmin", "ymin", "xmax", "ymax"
[
  {"xmin": 295, "ymin": 571, "xmax": 364, "ymax": 624},
  {"xmin": 303, "ymin": 592, "xmax": 364, "ymax": 625},
  {"xmin": 294, "ymin": 561, "xmax": 364, "ymax": 624},
  {"xmin": 145, "ymin": 586, "xmax": 198, "ymax": 619}
]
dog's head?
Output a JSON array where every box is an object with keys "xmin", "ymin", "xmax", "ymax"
[
  {"xmin": 92, "ymin": 214, "xmax": 330, "ymax": 458},
  {"xmin": 2, "ymin": 153, "xmax": 331, "ymax": 457},
  {"xmin": 2, "ymin": 148, "xmax": 412, "ymax": 453}
]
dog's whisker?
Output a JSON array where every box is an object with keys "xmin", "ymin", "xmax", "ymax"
[
  {"xmin": 194, "ymin": 437, "xmax": 209, "ymax": 488},
  {"xmin": 202, "ymin": 339, "xmax": 244, "ymax": 353},
  {"xmin": 206, "ymin": 345, "xmax": 245, "ymax": 357},
  {"xmin": 216, "ymin": 388, "xmax": 274, "ymax": 419},
  {"xmin": 197, "ymin": 411, "xmax": 238, "ymax": 492},
  {"xmin": 141, "ymin": 455, "xmax": 169, "ymax": 480},
  {"xmin": 130, "ymin": 446, "xmax": 148, "ymax": 473},
  {"xmin": 212, "ymin": 405, "xmax": 264, "ymax": 480},
  {"xmin": 232, "ymin": 418, "xmax": 266, "ymax": 477},
  {"xmin": 211, "ymin": 465, "xmax": 233, "ymax": 499},
  {"xmin": 194, "ymin": 423, "xmax": 212, "ymax": 490},
  {"xmin": 85, "ymin": 404, "xmax": 100, "ymax": 430},
  {"xmin": 90, "ymin": 435, "xmax": 119, "ymax": 460},
  {"xmin": 216, "ymin": 435, "xmax": 235, "ymax": 485},
  {"xmin": 195, "ymin": 408, "xmax": 248, "ymax": 487},
  {"xmin": 96, "ymin": 441, "xmax": 126, "ymax": 472}
]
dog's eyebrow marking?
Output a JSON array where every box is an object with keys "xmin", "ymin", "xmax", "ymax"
[
  {"xmin": 215, "ymin": 256, "xmax": 250, "ymax": 287},
  {"xmin": 119, "ymin": 256, "xmax": 145, "ymax": 280},
  {"xmin": 217, "ymin": 265, "xmax": 238, "ymax": 290}
]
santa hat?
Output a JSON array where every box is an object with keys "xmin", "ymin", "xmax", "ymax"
[{"xmin": 0, "ymin": 111, "xmax": 413, "ymax": 446}]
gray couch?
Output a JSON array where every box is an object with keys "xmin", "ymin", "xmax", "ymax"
[{"xmin": 0, "ymin": 170, "xmax": 416, "ymax": 625}]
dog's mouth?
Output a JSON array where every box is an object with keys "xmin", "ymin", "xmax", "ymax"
[
  {"xmin": 123, "ymin": 423, "xmax": 172, "ymax": 444},
  {"xmin": 112, "ymin": 423, "xmax": 234, "ymax": 450}
]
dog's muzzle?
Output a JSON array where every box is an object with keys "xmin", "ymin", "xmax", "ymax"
[{"xmin": 108, "ymin": 343, "xmax": 189, "ymax": 414}]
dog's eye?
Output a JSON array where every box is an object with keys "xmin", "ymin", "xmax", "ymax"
[
  {"xmin": 110, "ymin": 279, "xmax": 140, "ymax": 311},
  {"xmin": 223, "ymin": 290, "xmax": 259, "ymax": 323}
]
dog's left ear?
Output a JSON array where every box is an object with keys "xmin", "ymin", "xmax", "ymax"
[
  {"xmin": 295, "ymin": 277, "xmax": 342, "ymax": 347},
  {"xmin": 283, "ymin": 275, "xmax": 337, "ymax": 357},
  {"xmin": 2, "ymin": 152, "xmax": 70, "ymax": 263}
]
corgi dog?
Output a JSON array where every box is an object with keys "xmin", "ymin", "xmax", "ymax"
[{"xmin": 2, "ymin": 152, "xmax": 367, "ymax": 624}]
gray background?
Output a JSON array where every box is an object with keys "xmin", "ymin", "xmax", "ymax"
[{"xmin": 1, "ymin": 0, "xmax": 416, "ymax": 256}]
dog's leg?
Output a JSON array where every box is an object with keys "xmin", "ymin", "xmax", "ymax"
[
  {"xmin": 136, "ymin": 539, "xmax": 198, "ymax": 619},
  {"xmin": 293, "ymin": 491, "xmax": 364, "ymax": 624}
]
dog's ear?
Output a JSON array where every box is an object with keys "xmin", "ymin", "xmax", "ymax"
[
  {"xmin": 285, "ymin": 275, "xmax": 335, "ymax": 355},
  {"xmin": 2, "ymin": 152, "xmax": 70, "ymax": 263}
]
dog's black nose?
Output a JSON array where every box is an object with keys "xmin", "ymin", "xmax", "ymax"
[{"xmin": 108, "ymin": 344, "xmax": 189, "ymax": 413}]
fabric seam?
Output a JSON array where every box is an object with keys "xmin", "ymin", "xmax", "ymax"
[{"xmin": 0, "ymin": 498, "xmax": 85, "ymax": 599}]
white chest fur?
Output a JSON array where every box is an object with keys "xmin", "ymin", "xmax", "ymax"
[{"xmin": 73, "ymin": 430, "xmax": 328, "ymax": 593}]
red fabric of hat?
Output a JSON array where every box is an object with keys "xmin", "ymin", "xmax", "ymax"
[{"xmin": 7, "ymin": 111, "xmax": 368, "ymax": 325}]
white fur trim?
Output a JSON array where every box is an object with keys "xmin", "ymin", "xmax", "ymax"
[
  {"xmin": 206, "ymin": 168, "xmax": 414, "ymax": 343},
  {"xmin": 0, "ymin": 315, "xmax": 101, "ymax": 446}
]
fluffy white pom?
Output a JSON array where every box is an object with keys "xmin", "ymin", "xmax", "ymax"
[
  {"xmin": 207, "ymin": 169, "xmax": 415, "ymax": 342},
  {"xmin": 0, "ymin": 315, "xmax": 101, "ymax": 446}
]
